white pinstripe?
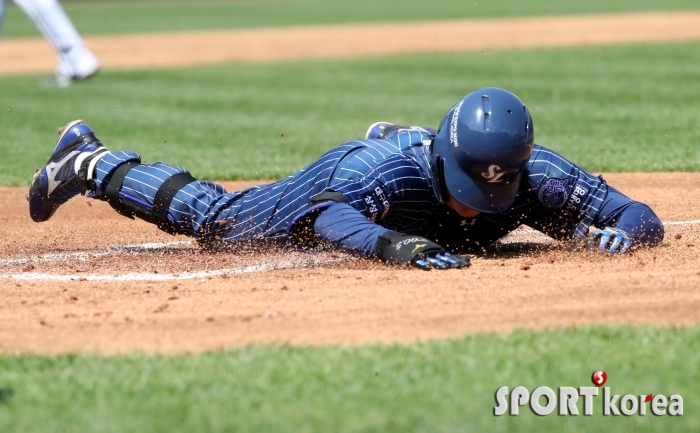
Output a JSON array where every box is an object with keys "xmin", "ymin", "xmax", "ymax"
[{"xmin": 91, "ymin": 127, "xmax": 627, "ymax": 250}]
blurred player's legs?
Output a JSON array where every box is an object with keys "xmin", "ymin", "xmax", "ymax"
[
  {"xmin": 3, "ymin": 0, "xmax": 99, "ymax": 86},
  {"xmin": 0, "ymin": 0, "xmax": 5, "ymax": 33}
]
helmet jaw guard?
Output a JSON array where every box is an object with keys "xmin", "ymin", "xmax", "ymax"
[{"xmin": 431, "ymin": 88, "xmax": 534, "ymax": 213}]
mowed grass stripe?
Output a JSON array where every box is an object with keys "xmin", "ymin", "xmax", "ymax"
[
  {"xmin": 2, "ymin": 0, "xmax": 700, "ymax": 37},
  {"xmin": 2, "ymin": 42, "xmax": 698, "ymax": 186},
  {"xmin": 0, "ymin": 326, "xmax": 698, "ymax": 432}
]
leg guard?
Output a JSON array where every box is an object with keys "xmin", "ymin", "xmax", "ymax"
[
  {"xmin": 95, "ymin": 155, "xmax": 196, "ymax": 235},
  {"xmin": 104, "ymin": 164, "xmax": 196, "ymax": 234}
]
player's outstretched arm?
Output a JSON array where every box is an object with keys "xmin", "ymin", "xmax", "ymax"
[
  {"xmin": 577, "ymin": 187, "xmax": 664, "ymax": 254},
  {"xmin": 308, "ymin": 203, "xmax": 469, "ymax": 270},
  {"xmin": 525, "ymin": 146, "xmax": 663, "ymax": 255}
]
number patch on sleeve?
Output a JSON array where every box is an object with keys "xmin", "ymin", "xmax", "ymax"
[
  {"xmin": 562, "ymin": 183, "xmax": 589, "ymax": 217},
  {"xmin": 362, "ymin": 186, "xmax": 391, "ymax": 221}
]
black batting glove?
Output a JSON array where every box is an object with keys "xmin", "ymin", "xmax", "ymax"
[{"xmin": 376, "ymin": 231, "xmax": 471, "ymax": 271}]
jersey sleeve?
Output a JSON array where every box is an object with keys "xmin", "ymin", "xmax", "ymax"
[
  {"xmin": 307, "ymin": 153, "xmax": 435, "ymax": 255},
  {"xmin": 522, "ymin": 145, "xmax": 610, "ymax": 239},
  {"xmin": 327, "ymin": 153, "xmax": 437, "ymax": 229},
  {"xmin": 287, "ymin": 149, "xmax": 437, "ymax": 256},
  {"xmin": 313, "ymin": 203, "xmax": 390, "ymax": 256},
  {"xmin": 523, "ymin": 145, "xmax": 663, "ymax": 244},
  {"xmin": 593, "ymin": 186, "xmax": 664, "ymax": 245}
]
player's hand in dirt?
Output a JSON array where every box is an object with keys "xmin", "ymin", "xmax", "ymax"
[
  {"xmin": 412, "ymin": 252, "xmax": 471, "ymax": 270},
  {"xmin": 571, "ymin": 227, "xmax": 633, "ymax": 254},
  {"xmin": 376, "ymin": 231, "xmax": 471, "ymax": 270},
  {"xmin": 591, "ymin": 227, "xmax": 632, "ymax": 254}
]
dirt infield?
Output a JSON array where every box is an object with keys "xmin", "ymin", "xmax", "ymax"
[
  {"xmin": 2, "ymin": 11, "xmax": 700, "ymax": 75},
  {"xmin": 1, "ymin": 173, "xmax": 699, "ymax": 354},
  {"xmin": 1, "ymin": 13, "xmax": 699, "ymax": 354}
]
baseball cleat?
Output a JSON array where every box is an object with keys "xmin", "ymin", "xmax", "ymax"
[
  {"xmin": 365, "ymin": 121, "xmax": 393, "ymax": 139},
  {"xmin": 27, "ymin": 120, "xmax": 107, "ymax": 222},
  {"xmin": 365, "ymin": 122, "xmax": 435, "ymax": 140}
]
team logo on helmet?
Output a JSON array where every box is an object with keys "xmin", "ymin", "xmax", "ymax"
[
  {"xmin": 481, "ymin": 164, "xmax": 506, "ymax": 183},
  {"xmin": 450, "ymin": 100, "xmax": 464, "ymax": 147}
]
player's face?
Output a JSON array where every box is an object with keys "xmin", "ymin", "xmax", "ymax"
[{"xmin": 445, "ymin": 194, "xmax": 481, "ymax": 218}]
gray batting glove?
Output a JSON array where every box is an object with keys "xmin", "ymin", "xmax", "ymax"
[{"xmin": 590, "ymin": 227, "xmax": 633, "ymax": 254}]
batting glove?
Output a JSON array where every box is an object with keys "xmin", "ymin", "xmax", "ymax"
[
  {"xmin": 376, "ymin": 231, "xmax": 471, "ymax": 270},
  {"xmin": 590, "ymin": 227, "xmax": 633, "ymax": 254},
  {"xmin": 413, "ymin": 252, "xmax": 471, "ymax": 270}
]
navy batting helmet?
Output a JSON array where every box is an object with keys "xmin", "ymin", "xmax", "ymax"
[{"xmin": 430, "ymin": 88, "xmax": 534, "ymax": 213}]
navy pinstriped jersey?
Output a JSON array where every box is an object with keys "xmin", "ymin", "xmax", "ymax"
[
  {"xmin": 92, "ymin": 126, "xmax": 651, "ymax": 255},
  {"xmin": 93, "ymin": 128, "xmax": 441, "ymax": 245}
]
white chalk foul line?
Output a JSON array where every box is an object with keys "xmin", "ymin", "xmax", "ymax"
[
  {"xmin": 0, "ymin": 241, "xmax": 192, "ymax": 267},
  {"xmin": 0, "ymin": 219, "xmax": 697, "ymax": 281},
  {"xmin": 505, "ymin": 219, "xmax": 700, "ymax": 235},
  {"xmin": 664, "ymin": 220, "xmax": 700, "ymax": 226},
  {"xmin": 3, "ymin": 256, "xmax": 340, "ymax": 282}
]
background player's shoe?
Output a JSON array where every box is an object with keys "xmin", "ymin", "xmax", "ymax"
[
  {"xmin": 27, "ymin": 120, "xmax": 107, "ymax": 222},
  {"xmin": 43, "ymin": 68, "xmax": 99, "ymax": 88},
  {"xmin": 43, "ymin": 50, "xmax": 100, "ymax": 88},
  {"xmin": 365, "ymin": 122, "xmax": 393, "ymax": 139}
]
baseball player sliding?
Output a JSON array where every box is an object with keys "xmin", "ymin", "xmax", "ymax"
[
  {"xmin": 27, "ymin": 88, "xmax": 664, "ymax": 270},
  {"xmin": 0, "ymin": 0, "xmax": 98, "ymax": 86}
]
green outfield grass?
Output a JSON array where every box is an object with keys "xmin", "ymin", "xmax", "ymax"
[
  {"xmin": 1, "ymin": 41, "xmax": 698, "ymax": 186},
  {"xmin": 0, "ymin": 326, "xmax": 697, "ymax": 432},
  {"xmin": 1, "ymin": 0, "xmax": 699, "ymax": 37}
]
